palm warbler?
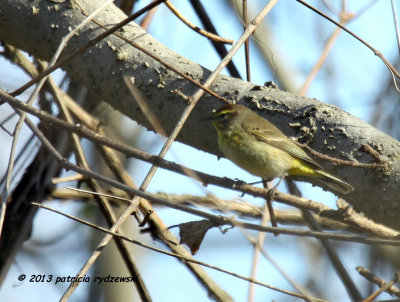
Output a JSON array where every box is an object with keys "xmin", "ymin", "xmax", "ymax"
[{"xmin": 210, "ymin": 104, "xmax": 353, "ymax": 194}]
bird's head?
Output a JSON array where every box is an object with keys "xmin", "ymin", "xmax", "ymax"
[{"xmin": 209, "ymin": 104, "xmax": 242, "ymax": 131}]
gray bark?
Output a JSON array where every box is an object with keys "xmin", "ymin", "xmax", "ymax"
[{"xmin": 0, "ymin": 0, "xmax": 399, "ymax": 229}]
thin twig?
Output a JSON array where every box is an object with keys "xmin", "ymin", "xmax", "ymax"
[
  {"xmin": 0, "ymin": 90, "xmax": 34, "ymax": 240},
  {"xmin": 5, "ymin": 94, "xmax": 400, "ymax": 248},
  {"xmin": 31, "ymin": 202, "xmax": 325, "ymax": 302},
  {"xmin": 46, "ymin": 69, "xmax": 152, "ymax": 301},
  {"xmin": 0, "ymin": 110, "xmax": 17, "ymax": 136},
  {"xmin": 90, "ymin": 19, "xmax": 228, "ymax": 102},
  {"xmin": 139, "ymin": 1, "xmax": 158, "ymax": 30},
  {"xmin": 242, "ymin": 0, "xmax": 251, "ymax": 82},
  {"xmin": 60, "ymin": 0, "xmax": 277, "ymax": 296},
  {"xmin": 188, "ymin": 0, "xmax": 242, "ymax": 78},
  {"xmin": 300, "ymin": 143, "xmax": 382, "ymax": 168},
  {"xmin": 391, "ymin": 0, "xmax": 400, "ymax": 56},
  {"xmin": 253, "ymin": 176, "xmax": 280, "ymax": 295},
  {"xmin": 299, "ymin": 4, "xmax": 353, "ymax": 96},
  {"xmin": 0, "ymin": 0, "xmax": 116, "ymax": 242},
  {"xmin": 3, "ymin": 43, "xmax": 101, "ymax": 131},
  {"xmin": 302, "ymin": 210, "xmax": 362, "ymax": 300},
  {"xmin": 362, "ymin": 270, "xmax": 399, "ymax": 302},
  {"xmin": 165, "ymin": 1, "xmax": 233, "ymax": 44},
  {"xmin": 16, "ymin": 117, "xmax": 400, "ymax": 246},
  {"xmin": 52, "ymin": 174, "xmax": 85, "ymax": 184},
  {"xmin": 2, "ymin": 89, "xmax": 399, "ymax": 240},
  {"xmin": 287, "ymin": 180, "xmax": 362, "ymax": 301},
  {"xmin": 246, "ymin": 234, "xmax": 314, "ymax": 302},
  {"xmin": 0, "ymin": 133, "xmax": 37, "ymax": 187},
  {"xmin": 295, "ymin": 0, "xmax": 400, "ymax": 81},
  {"xmin": 48, "ymin": 189, "xmax": 359, "ymax": 231},
  {"xmin": 357, "ymin": 266, "xmax": 400, "ymax": 298},
  {"xmin": 124, "ymin": 76, "xmax": 211, "ymax": 199},
  {"xmin": 124, "ymin": 77, "xmax": 167, "ymax": 136},
  {"xmin": 93, "ymin": 135, "xmax": 233, "ymax": 301},
  {"xmin": 247, "ymin": 202, "xmax": 271, "ymax": 302},
  {"xmin": 336, "ymin": 199, "xmax": 399, "ymax": 242},
  {"xmin": 10, "ymin": 0, "xmax": 168, "ymax": 97},
  {"xmin": 59, "ymin": 1, "xmax": 277, "ymax": 298},
  {"xmin": 2, "ymin": 86, "xmax": 229, "ymax": 299}
]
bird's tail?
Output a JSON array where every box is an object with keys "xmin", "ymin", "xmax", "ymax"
[{"xmin": 314, "ymin": 170, "xmax": 354, "ymax": 194}]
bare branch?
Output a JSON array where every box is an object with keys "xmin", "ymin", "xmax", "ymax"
[{"xmin": 1, "ymin": 0, "xmax": 399, "ymax": 228}]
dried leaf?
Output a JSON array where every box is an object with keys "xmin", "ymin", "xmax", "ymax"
[{"xmin": 177, "ymin": 220, "xmax": 217, "ymax": 255}]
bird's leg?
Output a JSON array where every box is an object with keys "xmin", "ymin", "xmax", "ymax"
[
  {"xmin": 262, "ymin": 179, "xmax": 278, "ymax": 232},
  {"xmin": 266, "ymin": 173, "xmax": 287, "ymax": 200},
  {"xmin": 264, "ymin": 174, "xmax": 287, "ymax": 235}
]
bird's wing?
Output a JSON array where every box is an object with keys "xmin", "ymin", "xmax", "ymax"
[{"xmin": 244, "ymin": 118, "xmax": 321, "ymax": 170}]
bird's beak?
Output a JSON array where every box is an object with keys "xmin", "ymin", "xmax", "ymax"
[{"xmin": 203, "ymin": 116, "xmax": 215, "ymax": 122}]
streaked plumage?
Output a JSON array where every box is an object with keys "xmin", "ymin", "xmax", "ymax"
[{"xmin": 210, "ymin": 104, "xmax": 353, "ymax": 194}]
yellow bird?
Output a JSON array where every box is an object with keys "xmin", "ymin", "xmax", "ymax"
[{"xmin": 210, "ymin": 104, "xmax": 354, "ymax": 194}]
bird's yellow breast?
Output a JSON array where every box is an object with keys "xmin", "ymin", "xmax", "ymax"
[{"xmin": 217, "ymin": 130, "xmax": 302, "ymax": 180}]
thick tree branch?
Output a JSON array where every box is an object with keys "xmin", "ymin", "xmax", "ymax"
[{"xmin": 1, "ymin": 0, "xmax": 400, "ymax": 229}]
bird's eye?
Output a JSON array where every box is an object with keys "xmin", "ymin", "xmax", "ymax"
[{"xmin": 218, "ymin": 113, "xmax": 227, "ymax": 119}]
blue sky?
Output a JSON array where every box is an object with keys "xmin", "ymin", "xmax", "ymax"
[{"xmin": 1, "ymin": 1, "xmax": 399, "ymax": 301}]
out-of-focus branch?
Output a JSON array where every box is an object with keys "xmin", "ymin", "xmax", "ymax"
[{"xmin": 1, "ymin": 0, "xmax": 400, "ymax": 229}]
